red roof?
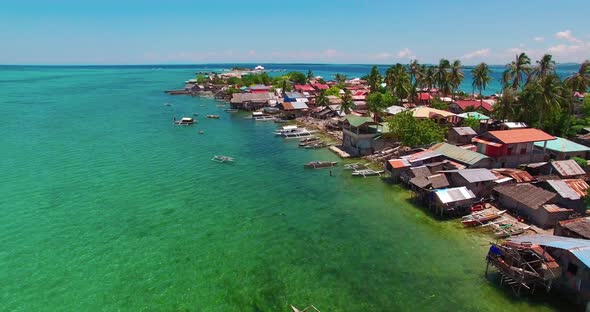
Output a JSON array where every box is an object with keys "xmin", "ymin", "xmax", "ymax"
[
  {"xmin": 388, "ymin": 159, "xmax": 411, "ymax": 169},
  {"xmin": 453, "ymin": 100, "xmax": 493, "ymax": 112},
  {"xmin": 294, "ymin": 84, "xmax": 315, "ymax": 92},
  {"xmin": 250, "ymin": 90, "xmax": 268, "ymax": 94},
  {"xmin": 312, "ymin": 83, "xmax": 329, "ymax": 90},
  {"xmin": 354, "ymin": 90, "xmax": 369, "ymax": 96},
  {"xmin": 487, "ymin": 129, "xmax": 555, "ymax": 144},
  {"xmin": 418, "ymin": 93, "xmax": 432, "ymax": 101}
]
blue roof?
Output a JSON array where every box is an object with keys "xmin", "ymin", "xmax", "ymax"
[
  {"xmin": 285, "ymin": 92, "xmax": 305, "ymax": 98},
  {"xmin": 509, "ymin": 234, "xmax": 590, "ymax": 268},
  {"xmin": 534, "ymin": 136, "xmax": 590, "ymax": 153}
]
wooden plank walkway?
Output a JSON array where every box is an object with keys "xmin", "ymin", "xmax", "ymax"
[{"xmin": 329, "ymin": 146, "xmax": 350, "ymax": 158}]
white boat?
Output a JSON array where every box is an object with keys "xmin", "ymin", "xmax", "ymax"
[
  {"xmin": 275, "ymin": 125, "xmax": 316, "ymax": 139},
  {"xmin": 352, "ymin": 169, "xmax": 384, "ymax": 177},
  {"xmin": 174, "ymin": 117, "xmax": 195, "ymax": 125},
  {"xmin": 252, "ymin": 111, "xmax": 275, "ymax": 121},
  {"xmin": 212, "ymin": 155, "xmax": 234, "ymax": 163},
  {"xmin": 225, "ymin": 109, "xmax": 238, "ymax": 113},
  {"xmin": 343, "ymin": 163, "xmax": 369, "ymax": 171}
]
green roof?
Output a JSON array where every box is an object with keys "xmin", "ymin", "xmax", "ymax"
[
  {"xmin": 534, "ymin": 136, "xmax": 590, "ymax": 153},
  {"xmin": 341, "ymin": 115, "xmax": 374, "ymax": 127},
  {"xmin": 456, "ymin": 112, "xmax": 490, "ymax": 120},
  {"xmin": 430, "ymin": 142, "xmax": 490, "ymax": 166}
]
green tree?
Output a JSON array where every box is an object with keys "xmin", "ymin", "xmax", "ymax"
[
  {"xmin": 430, "ymin": 97, "xmax": 449, "ymax": 110},
  {"xmin": 565, "ymin": 60, "xmax": 590, "ymax": 93},
  {"xmin": 450, "ymin": 60, "xmax": 464, "ymax": 100},
  {"xmin": 536, "ymin": 74, "xmax": 565, "ymax": 127},
  {"xmin": 408, "ymin": 59, "xmax": 421, "ymax": 85},
  {"xmin": 507, "ymin": 52, "xmax": 531, "ymax": 90},
  {"xmin": 388, "ymin": 111, "xmax": 445, "ymax": 147},
  {"xmin": 385, "ymin": 63, "xmax": 411, "ymax": 104},
  {"xmin": 196, "ymin": 74, "xmax": 207, "ymax": 84},
  {"xmin": 315, "ymin": 90, "xmax": 328, "ymax": 106},
  {"xmin": 471, "ymin": 63, "xmax": 492, "ymax": 106},
  {"xmin": 529, "ymin": 54, "xmax": 556, "ymax": 82},
  {"xmin": 367, "ymin": 65, "xmax": 382, "ymax": 93},
  {"xmin": 462, "ymin": 116, "xmax": 480, "ymax": 130},
  {"xmin": 307, "ymin": 69, "xmax": 314, "ymax": 82},
  {"xmin": 334, "ymin": 73, "xmax": 347, "ymax": 85},
  {"xmin": 366, "ymin": 92, "xmax": 396, "ymax": 121},
  {"xmin": 288, "ymin": 72, "xmax": 307, "ymax": 84},
  {"xmin": 325, "ymin": 86, "xmax": 341, "ymax": 97},
  {"xmin": 435, "ymin": 59, "xmax": 452, "ymax": 96},
  {"xmin": 340, "ymin": 90, "xmax": 354, "ymax": 114}
]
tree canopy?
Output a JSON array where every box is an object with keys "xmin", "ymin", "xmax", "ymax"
[{"xmin": 387, "ymin": 111, "xmax": 445, "ymax": 147}]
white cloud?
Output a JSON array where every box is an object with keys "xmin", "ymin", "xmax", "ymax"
[
  {"xmin": 370, "ymin": 52, "xmax": 393, "ymax": 61},
  {"xmin": 397, "ymin": 48, "xmax": 412, "ymax": 58},
  {"xmin": 533, "ymin": 37, "xmax": 544, "ymax": 42},
  {"xmin": 461, "ymin": 48, "xmax": 491, "ymax": 60},
  {"xmin": 555, "ymin": 29, "xmax": 582, "ymax": 43}
]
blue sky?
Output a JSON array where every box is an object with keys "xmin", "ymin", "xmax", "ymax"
[{"xmin": 1, "ymin": 0, "xmax": 589, "ymax": 65}]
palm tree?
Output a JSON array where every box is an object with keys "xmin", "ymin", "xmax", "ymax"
[
  {"xmin": 424, "ymin": 66, "xmax": 436, "ymax": 93},
  {"xmin": 391, "ymin": 64, "xmax": 411, "ymax": 104},
  {"xmin": 536, "ymin": 74, "xmax": 564, "ymax": 127},
  {"xmin": 528, "ymin": 54, "xmax": 556, "ymax": 83},
  {"xmin": 496, "ymin": 87, "xmax": 516, "ymax": 121},
  {"xmin": 334, "ymin": 73, "xmax": 347, "ymax": 85},
  {"xmin": 367, "ymin": 65, "xmax": 382, "ymax": 93},
  {"xmin": 316, "ymin": 90, "xmax": 328, "ymax": 107},
  {"xmin": 500, "ymin": 69, "xmax": 513, "ymax": 90},
  {"xmin": 507, "ymin": 52, "xmax": 531, "ymax": 90},
  {"xmin": 340, "ymin": 89, "xmax": 354, "ymax": 114},
  {"xmin": 471, "ymin": 63, "xmax": 492, "ymax": 107},
  {"xmin": 450, "ymin": 60, "xmax": 464, "ymax": 100},
  {"xmin": 564, "ymin": 60, "xmax": 590, "ymax": 93},
  {"xmin": 435, "ymin": 59, "xmax": 451, "ymax": 96},
  {"xmin": 307, "ymin": 69, "xmax": 314, "ymax": 82},
  {"xmin": 409, "ymin": 59, "xmax": 421, "ymax": 85}
]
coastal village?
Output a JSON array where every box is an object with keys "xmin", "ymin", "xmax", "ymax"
[{"xmin": 167, "ymin": 58, "xmax": 590, "ymax": 310}]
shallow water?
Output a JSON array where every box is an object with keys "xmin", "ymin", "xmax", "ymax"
[{"xmin": 0, "ymin": 66, "xmax": 572, "ymax": 311}]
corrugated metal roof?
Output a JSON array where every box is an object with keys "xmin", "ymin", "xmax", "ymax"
[
  {"xmin": 341, "ymin": 115, "xmax": 375, "ymax": 127},
  {"xmin": 546, "ymin": 180, "xmax": 582, "ymax": 200},
  {"xmin": 230, "ymin": 92, "xmax": 275, "ymax": 103},
  {"xmin": 435, "ymin": 187, "xmax": 476, "ymax": 204},
  {"xmin": 558, "ymin": 217, "xmax": 590, "ymax": 239},
  {"xmin": 402, "ymin": 150, "xmax": 441, "ymax": 163},
  {"xmin": 534, "ymin": 136, "xmax": 590, "ymax": 153},
  {"xmin": 494, "ymin": 183, "xmax": 557, "ymax": 209},
  {"xmin": 487, "ymin": 129, "xmax": 555, "ymax": 144},
  {"xmin": 491, "ymin": 168, "xmax": 535, "ymax": 183},
  {"xmin": 411, "ymin": 106, "xmax": 455, "ymax": 119},
  {"xmin": 447, "ymin": 168, "xmax": 497, "ymax": 183},
  {"xmin": 285, "ymin": 92, "xmax": 305, "ymax": 98},
  {"xmin": 452, "ymin": 127, "xmax": 477, "ymax": 136},
  {"xmin": 563, "ymin": 179, "xmax": 589, "ymax": 197},
  {"xmin": 542, "ymin": 204, "xmax": 572, "ymax": 213},
  {"xmin": 428, "ymin": 174, "xmax": 450, "ymax": 189},
  {"xmin": 410, "ymin": 166, "xmax": 431, "ymax": 178},
  {"xmin": 551, "ymin": 159, "xmax": 586, "ymax": 177},
  {"xmin": 410, "ymin": 176, "xmax": 430, "ymax": 188},
  {"xmin": 457, "ymin": 112, "xmax": 490, "ymax": 120},
  {"xmin": 429, "ymin": 142, "xmax": 490, "ymax": 166},
  {"xmin": 388, "ymin": 158, "xmax": 411, "ymax": 169},
  {"xmin": 386, "ymin": 105, "xmax": 407, "ymax": 115},
  {"xmin": 508, "ymin": 234, "xmax": 590, "ymax": 268}
]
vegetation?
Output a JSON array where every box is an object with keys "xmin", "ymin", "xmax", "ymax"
[
  {"xmin": 462, "ymin": 116, "xmax": 480, "ymax": 130},
  {"xmin": 334, "ymin": 73, "xmax": 347, "ymax": 85},
  {"xmin": 287, "ymin": 71, "xmax": 307, "ymax": 84},
  {"xmin": 430, "ymin": 97, "xmax": 449, "ymax": 110},
  {"xmin": 367, "ymin": 66, "xmax": 382, "ymax": 93},
  {"xmin": 471, "ymin": 62, "xmax": 492, "ymax": 105},
  {"xmin": 366, "ymin": 92, "xmax": 396, "ymax": 121},
  {"xmin": 340, "ymin": 90, "xmax": 354, "ymax": 114},
  {"xmin": 316, "ymin": 90, "xmax": 328, "ymax": 106},
  {"xmin": 387, "ymin": 111, "xmax": 445, "ymax": 147},
  {"xmin": 307, "ymin": 69, "xmax": 314, "ymax": 82},
  {"xmin": 325, "ymin": 86, "xmax": 341, "ymax": 97}
]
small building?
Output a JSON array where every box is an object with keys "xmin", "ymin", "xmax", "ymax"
[
  {"xmin": 473, "ymin": 129, "xmax": 556, "ymax": 168},
  {"xmin": 400, "ymin": 165, "xmax": 432, "ymax": 185},
  {"xmin": 490, "ymin": 168, "xmax": 535, "ymax": 183},
  {"xmin": 494, "ymin": 183, "xmax": 573, "ymax": 228},
  {"xmin": 433, "ymin": 187, "xmax": 476, "ymax": 216},
  {"xmin": 278, "ymin": 102, "xmax": 309, "ymax": 118},
  {"xmin": 555, "ymin": 217, "xmax": 590, "ymax": 239},
  {"xmin": 532, "ymin": 159, "xmax": 587, "ymax": 179},
  {"xmin": 230, "ymin": 92, "xmax": 276, "ymax": 110},
  {"xmin": 248, "ymin": 84, "xmax": 272, "ymax": 94},
  {"xmin": 429, "ymin": 142, "xmax": 493, "ymax": 168},
  {"xmin": 534, "ymin": 136, "xmax": 590, "ymax": 160},
  {"xmin": 410, "ymin": 106, "xmax": 458, "ymax": 125},
  {"xmin": 283, "ymin": 92, "xmax": 308, "ymax": 103},
  {"xmin": 417, "ymin": 92, "xmax": 432, "ymax": 105},
  {"xmin": 326, "ymin": 95, "xmax": 343, "ymax": 105},
  {"xmin": 311, "ymin": 82, "xmax": 329, "ymax": 91},
  {"xmin": 447, "ymin": 127, "xmax": 477, "ymax": 145},
  {"xmin": 442, "ymin": 168, "xmax": 498, "ymax": 197},
  {"xmin": 341, "ymin": 115, "xmax": 385, "ymax": 156},
  {"xmin": 294, "ymin": 84, "xmax": 315, "ymax": 93},
  {"xmin": 385, "ymin": 158, "xmax": 411, "ymax": 182},
  {"xmin": 385, "ymin": 105, "xmax": 407, "ymax": 116},
  {"xmin": 542, "ymin": 179, "xmax": 589, "ymax": 213},
  {"xmin": 507, "ymin": 235, "xmax": 590, "ymax": 308},
  {"xmin": 449, "ymin": 100, "xmax": 493, "ymax": 114}
]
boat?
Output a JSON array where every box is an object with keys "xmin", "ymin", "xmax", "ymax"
[
  {"xmin": 211, "ymin": 155, "xmax": 234, "ymax": 163},
  {"xmin": 199, "ymin": 130, "xmax": 205, "ymax": 134},
  {"xmin": 303, "ymin": 161, "xmax": 337, "ymax": 169},
  {"xmin": 206, "ymin": 115, "xmax": 220, "ymax": 119},
  {"xmin": 304, "ymin": 142, "xmax": 328, "ymax": 149},
  {"xmin": 352, "ymin": 169, "xmax": 384, "ymax": 177},
  {"xmin": 251, "ymin": 111, "xmax": 275, "ymax": 121},
  {"xmin": 298, "ymin": 137, "xmax": 320, "ymax": 146},
  {"xmin": 192, "ymin": 113, "xmax": 199, "ymax": 116},
  {"xmin": 224, "ymin": 109, "xmax": 238, "ymax": 113},
  {"xmin": 461, "ymin": 210, "xmax": 507, "ymax": 226},
  {"xmin": 343, "ymin": 163, "xmax": 369, "ymax": 171},
  {"xmin": 174, "ymin": 117, "xmax": 195, "ymax": 125},
  {"xmin": 275, "ymin": 125, "xmax": 316, "ymax": 139},
  {"xmin": 164, "ymin": 103, "xmax": 172, "ymax": 106},
  {"xmin": 494, "ymin": 225, "xmax": 531, "ymax": 238}
]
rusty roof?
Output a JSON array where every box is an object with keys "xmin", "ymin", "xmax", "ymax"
[
  {"xmin": 491, "ymin": 168, "xmax": 535, "ymax": 183},
  {"xmin": 388, "ymin": 158, "xmax": 411, "ymax": 169},
  {"xmin": 410, "ymin": 166, "xmax": 432, "ymax": 178},
  {"xmin": 452, "ymin": 127, "xmax": 477, "ymax": 136},
  {"xmin": 542, "ymin": 204, "xmax": 574, "ymax": 213},
  {"xmin": 486, "ymin": 129, "xmax": 555, "ymax": 144},
  {"xmin": 546, "ymin": 180, "xmax": 582, "ymax": 200},
  {"xmin": 551, "ymin": 159, "xmax": 586, "ymax": 177},
  {"xmin": 428, "ymin": 174, "xmax": 450, "ymax": 189},
  {"xmin": 494, "ymin": 183, "xmax": 557, "ymax": 209},
  {"xmin": 558, "ymin": 217, "xmax": 590, "ymax": 239}
]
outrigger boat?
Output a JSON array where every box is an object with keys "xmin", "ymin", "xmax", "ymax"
[
  {"xmin": 304, "ymin": 142, "xmax": 328, "ymax": 149},
  {"xmin": 343, "ymin": 163, "xmax": 369, "ymax": 171},
  {"xmin": 275, "ymin": 125, "xmax": 316, "ymax": 139},
  {"xmin": 352, "ymin": 169, "xmax": 384, "ymax": 177},
  {"xmin": 211, "ymin": 155, "xmax": 234, "ymax": 163},
  {"xmin": 251, "ymin": 111, "xmax": 276, "ymax": 121},
  {"xmin": 206, "ymin": 114, "xmax": 220, "ymax": 119},
  {"xmin": 304, "ymin": 161, "xmax": 337, "ymax": 169},
  {"xmin": 298, "ymin": 138, "xmax": 320, "ymax": 147},
  {"xmin": 494, "ymin": 224, "xmax": 531, "ymax": 238},
  {"xmin": 174, "ymin": 117, "xmax": 195, "ymax": 125},
  {"xmin": 461, "ymin": 210, "xmax": 507, "ymax": 226}
]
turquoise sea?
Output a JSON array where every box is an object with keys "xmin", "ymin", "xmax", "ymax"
[{"xmin": 0, "ymin": 65, "xmax": 577, "ymax": 311}]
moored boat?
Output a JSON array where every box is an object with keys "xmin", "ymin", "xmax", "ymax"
[
  {"xmin": 275, "ymin": 125, "xmax": 316, "ymax": 139},
  {"xmin": 303, "ymin": 161, "xmax": 338, "ymax": 169},
  {"xmin": 174, "ymin": 117, "xmax": 195, "ymax": 125},
  {"xmin": 351, "ymin": 169, "xmax": 384, "ymax": 177},
  {"xmin": 494, "ymin": 224, "xmax": 531, "ymax": 238},
  {"xmin": 252, "ymin": 111, "xmax": 275, "ymax": 121},
  {"xmin": 224, "ymin": 109, "xmax": 238, "ymax": 113},
  {"xmin": 304, "ymin": 142, "xmax": 328, "ymax": 149},
  {"xmin": 461, "ymin": 210, "xmax": 507, "ymax": 226},
  {"xmin": 212, "ymin": 155, "xmax": 234, "ymax": 163},
  {"xmin": 206, "ymin": 114, "xmax": 220, "ymax": 119}
]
